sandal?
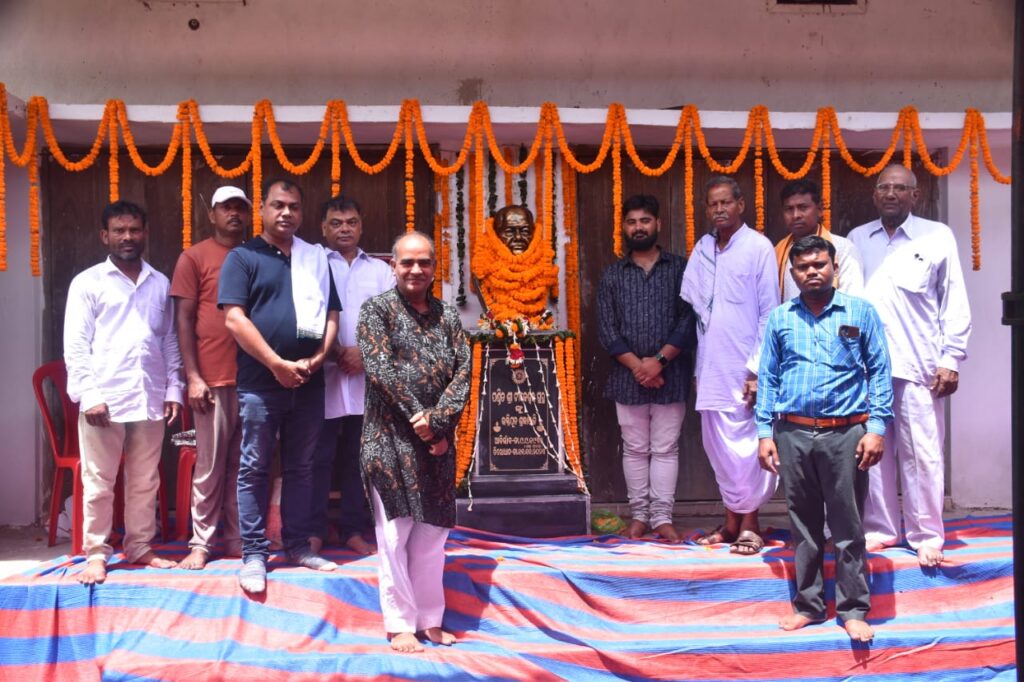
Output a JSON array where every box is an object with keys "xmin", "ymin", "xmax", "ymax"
[{"xmin": 730, "ymin": 530, "xmax": 765, "ymax": 555}]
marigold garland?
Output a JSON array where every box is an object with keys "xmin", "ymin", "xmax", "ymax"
[
  {"xmin": 970, "ymin": 130, "xmax": 981, "ymax": 270},
  {"xmin": 554, "ymin": 335, "xmax": 585, "ymax": 488},
  {"xmin": 27, "ymin": 148, "xmax": 40, "ymax": 275},
  {"xmin": 560, "ymin": 160, "xmax": 581, "ymax": 363},
  {"xmin": 455, "ymin": 166, "xmax": 467, "ymax": 306},
  {"xmin": 503, "ymin": 146, "xmax": 515, "ymax": 206},
  {"xmin": 181, "ymin": 114, "xmax": 193, "ymax": 248},
  {"xmin": 612, "ymin": 133, "xmax": 623, "ymax": 256},
  {"xmin": 0, "ymin": 86, "xmax": 1010, "ymax": 275},
  {"xmin": 454, "ymin": 340, "xmax": 484, "ymax": 488},
  {"xmin": 404, "ymin": 104, "xmax": 415, "ymax": 233}
]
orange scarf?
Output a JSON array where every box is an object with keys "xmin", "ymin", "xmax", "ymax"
[{"xmin": 775, "ymin": 225, "xmax": 839, "ymax": 301}]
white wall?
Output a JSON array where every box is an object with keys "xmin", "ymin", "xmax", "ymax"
[
  {"xmin": 0, "ymin": 0, "xmax": 1012, "ymax": 111},
  {"xmin": 947, "ymin": 140, "xmax": 1013, "ymax": 509},
  {"xmin": 0, "ymin": 162, "xmax": 44, "ymax": 524}
]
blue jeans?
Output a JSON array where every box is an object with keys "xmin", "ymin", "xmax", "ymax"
[
  {"xmin": 311, "ymin": 415, "xmax": 372, "ymax": 542},
  {"xmin": 237, "ymin": 383, "xmax": 324, "ymax": 560}
]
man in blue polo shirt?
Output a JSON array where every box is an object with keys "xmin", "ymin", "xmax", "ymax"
[
  {"xmin": 219, "ymin": 177, "xmax": 341, "ymax": 593},
  {"xmin": 756, "ymin": 234, "xmax": 892, "ymax": 643}
]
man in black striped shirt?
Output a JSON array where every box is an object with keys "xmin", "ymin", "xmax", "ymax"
[{"xmin": 597, "ymin": 195, "xmax": 697, "ymax": 543}]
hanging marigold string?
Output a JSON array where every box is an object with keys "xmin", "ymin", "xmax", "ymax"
[
  {"xmin": 561, "ymin": 160, "xmax": 582, "ymax": 359},
  {"xmin": 404, "ymin": 104, "xmax": 416, "ymax": 233},
  {"xmin": 455, "ymin": 166, "xmax": 467, "ymax": 306},
  {"xmin": 821, "ymin": 133, "xmax": 833, "ymax": 232},
  {"xmin": 181, "ymin": 114, "xmax": 193, "ymax": 248},
  {"xmin": 554, "ymin": 335, "xmax": 586, "ymax": 489},
  {"xmin": 0, "ymin": 89, "xmax": 1012, "ymax": 275},
  {"xmin": 612, "ymin": 133, "xmax": 623, "ymax": 256},
  {"xmin": 970, "ymin": 129, "xmax": 981, "ymax": 270},
  {"xmin": 753, "ymin": 114, "xmax": 765, "ymax": 232},
  {"xmin": 455, "ymin": 340, "xmax": 484, "ymax": 488},
  {"xmin": 249, "ymin": 105, "xmax": 263, "ymax": 236},
  {"xmin": 503, "ymin": 146, "xmax": 515, "ymax": 205},
  {"xmin": 27, "ymin": 149, "xmax": 40, "ymax": 275},
  {"xmin": 433, "ymin": 169, "xmax": 447, "ymax": 298}
]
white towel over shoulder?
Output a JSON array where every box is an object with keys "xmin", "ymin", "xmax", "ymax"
[{"xmin": 290, "ymin": 236, "xmax": 330, "ymax": 340}]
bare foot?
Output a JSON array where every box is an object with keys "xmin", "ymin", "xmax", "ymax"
[
  {"xmin": 76, "ymin": 559, "xmax": 107, "ymax": 585},
  {"xmin": 652, "ymin": 522, "xmax": 681, "ymax": 544},
  {"xmin": 844, "ymin": 619, "xmax": 875, "ymax": 642},
  {"xmin": 389, "ymin": 632, "xmax": 424, "ymax": 653},
  {"xmin": 308, "ymin": 536, "xmax": 324, "ymax": 554},
  {"xmin": 178, "ymin": 547, "xmax": 209, "ymax": 570},
  {"xmin": 865, "ymin": 541, "xmax": 889, "ymax": 553},
  {"xmin": 625, "ymin": 520, "xmax": 649, "ymax": 539},
  {"xmin": 917, "ymin": 546, "xmax": 944, "ymax": 567},
  {"xmin": 135, "ymin": 551, "xmax": 177, "ymax": 569},
  {"xmin": 694, "ymin": 526, "xmax": 736, "ymax": 545},
  {"xmin": 779, "ymin": 612, "xmax": 824, "ymax": 631},
  {"xmin": 345, "ymin": 534, "xmax": 377, "ymax": 555},
  {"xmin": 422, "ymin": 626, "xmax": 456, "ymax": 645}
]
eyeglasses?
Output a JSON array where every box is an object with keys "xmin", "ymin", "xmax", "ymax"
[{"xmin": 874, "ymin": 183, "xmax": 916, "ymax": 195}]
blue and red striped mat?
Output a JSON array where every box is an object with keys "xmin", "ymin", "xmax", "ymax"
[{"xmin": 0, "ymin": 514, "xmax": 1014, "ymax": 680}]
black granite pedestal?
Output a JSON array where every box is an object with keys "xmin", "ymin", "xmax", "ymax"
[{"xmin": 456, "ymin": 336, "xmax": 590, "ymax": 537}]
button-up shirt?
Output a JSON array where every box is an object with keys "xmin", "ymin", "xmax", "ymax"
[
  {"xmin": 756, "ymin": 290, "xmax": 893, "ymax": 438},
  {"xmin": 64, "ymin": 257, "xmax": 184, "ymax": 421},
  {"xmin": 847, "ymin": 214, "xmax": 971, "ymax": 385},
  {"xmin": 597, "ymin": 249, "xmax": 696, "ymax": 406},
  {"xmin": 323, "ymin": 247, "xmax": 394, "ymax": 418}
]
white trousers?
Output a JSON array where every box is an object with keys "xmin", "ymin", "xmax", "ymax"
[
  {"xmin": 700, "ymin": 404, "xmax": 777, "ymax": 514},
  {"xmin": 615, "ymin": 402, "xmax": 686, "ymax": 528},
  {"xmin": 863, "ymin": 378, "xmax": 945, "ymax": 550},
  {"xmin": 371, "ymin": 488, "xmax": 449, "ymax": 633},
  {"xmin": 78, "ymin": 416, "xmax": 165, "ymax": 563}
]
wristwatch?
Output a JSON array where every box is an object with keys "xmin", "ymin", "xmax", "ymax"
[{"xmin": 654, "ymin": 351, "xmax": 669, "ymax": 367}]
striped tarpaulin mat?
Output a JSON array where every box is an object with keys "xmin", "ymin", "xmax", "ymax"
[{"xmin": 0, "ymin": 514, "xmax": 1014, "ymax": 681}]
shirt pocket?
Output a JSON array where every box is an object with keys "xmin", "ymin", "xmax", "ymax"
[
  {"xmin": 890, "ymin": 253, "xmax": 933, "ymax": 294},
  {"xmin": 146, "ymin": 298, "xmax": 170, "ymax": 337},
  {"xmin": 831, "ymin": 335, "xmax": 862, "ymax": 370},
  {"xmin": 720, "ymin": 272, "xmax": 754, "ymax": 304}
]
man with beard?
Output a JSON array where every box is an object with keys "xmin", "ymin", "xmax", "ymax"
[
  {"xmin": 757, "ymin": 235, "xmax": 892, "ymax": 642},
  {"xmin": 680, "ymin": 176, "xmax": 779, "ymax": 555},
  {"xmin": 848, "ymin": 164, "xmax": 972, "ymax": 568},
  {"xmin": 597, "ymin": 195, "xmax": 696, "ymax": 543},
  {"xmin": 172, "ymin": 186, "xmax": 251, "ymax": 569},
  {"xmin": 64, "ymin": 200, "xmax": 184, "ymax": 584},
  {"xmin": 775, "ymin": 179, "xmax": 864, "ymax": 302},
  {"xmin": 218, "ymin": 178, "xmax": 341, "ymax": 593}
]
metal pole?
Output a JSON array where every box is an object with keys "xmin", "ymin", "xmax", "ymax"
[{"xmin": 1004, "ymin": 0, "xmax": 1024, "ymax": 670}]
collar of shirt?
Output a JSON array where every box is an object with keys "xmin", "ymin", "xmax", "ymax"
[
  {"xmin": 621, "ymin": 247, "xmax": 671, "ymax": 271},
  {"xmin": 712, "ymin": 223, "xmax": 750, "ymax": 253},
  {"xmin": 101, "ymin": 255, "xmax": 155, "ymax": 286},
  {"xmin": 325, "ymin": 246, "xmax": 371, "ymax": 265},
  {"xmin": 792, "ymin": 289, "xmax": 847, "ymax": 318},
  {"xmin": 867, "ymin": 213, "xmax": 920, "ymax": 242},
  {"xmin": 395, "ymin": 288, "xmax": 442, "ymax": 324}
]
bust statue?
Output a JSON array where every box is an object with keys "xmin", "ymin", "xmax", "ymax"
[
  {"xmin": 472, "ymin": 204, "xmax": 558, "ymax": 322},
  {"xmin": 495, "ymin": 206, "xmax": 535, "ymax": 255}
]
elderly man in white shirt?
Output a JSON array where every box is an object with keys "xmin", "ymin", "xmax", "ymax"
[
  {"xmin": 310, "ymin": 195, "xmax": 394, "ymax": 555},
  {"xmin": 64, "ymin": 200, "xmax": 184, "ymax": 584},
  {"xmin": 681, "ymin": 176, "xmax": 779, "ymax": 555},
  {"xmin": 848, "ymin": 164, "xmax": 972, "ymax": 568}
]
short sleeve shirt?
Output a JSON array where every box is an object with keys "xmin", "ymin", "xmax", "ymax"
[
  {"xmin": 218, "ymin": 236, "xmax": 341, "ymax": 392},
  {"xmin": 170, "ymin": 238, "xmax": 237, "ymax": 387}
]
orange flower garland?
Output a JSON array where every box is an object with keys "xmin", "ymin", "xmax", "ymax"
[
  {"xmin": 181, "ymin": 114, "xmax": 193, "ymax": 248},
  {"xmin": 404, "ymin": 104, "xmax": 415, "ymax": 233},
  {"xmin": 250, "ymin": 105, "xmax": 263, "ymax": 236},
  {"xmin": 970, "ymin": 129, "xmax": 981, "ymax": 270},
  {"xmin": 561, "ymin": 161, "xmax": 581, "ymax": 349},
  {"xmin": 612, "ymin": 133, "xmax": 623, "ymax": 256},
  {"xmin": 554, "ymin": 335, "xmax": 586, "ymax": 489},
  {"xmin": 473, "ymin": 217, "xmax": 558, "ymax": 322},
  {"xmin": 0, "ymin": 87, "xmax": 1011, "ymax": 274},
  {"xmin": 503, "ymin": 146, "xmax": 515, "ymax": 205},
  {"xmin": 455, "ymin": 340, "xmax": 484, "ymax": 488}
]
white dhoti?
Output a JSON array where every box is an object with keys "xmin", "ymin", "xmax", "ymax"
[
  {"xmin": 700, "ymin": 404, "xmax": 777, "ymax": 514},
  {"xmin": 371, "ymin": 488, "xmax": 449, "ymax": 633},
  {"xmin": 863, "ymin": 378, "xmax": 945, "ymax": 550}
]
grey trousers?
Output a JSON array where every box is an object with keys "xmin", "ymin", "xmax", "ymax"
[{"xmin": 776, "ymin": 420, "xmax": 870, "ymax": 623}]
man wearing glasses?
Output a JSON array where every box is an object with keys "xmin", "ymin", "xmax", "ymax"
[{"xmin": 848, "ymin": 164, "xmax": 972, "ymax": 568}]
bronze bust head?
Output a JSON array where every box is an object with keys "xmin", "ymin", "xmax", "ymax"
[{"xmin": 494, "ymin": 205, "xmax": 535, "ymax": 255}]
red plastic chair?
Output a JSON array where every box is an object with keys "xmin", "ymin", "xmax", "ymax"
[
  {"xmin": 32, "ymin": 360, "xmax": 82, "ymax": 549},
  {"xmin": 174, "ymin": 402, "xmax": 198, "ymax": 541},
  {"xmin": 33, "ymin": 360, "xmax": 174, "ymax": 554}
]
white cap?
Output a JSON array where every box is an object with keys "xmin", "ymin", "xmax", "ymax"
[{"xmin": 210, "ymin": 186, "xmax": 251, "ymax": 208}]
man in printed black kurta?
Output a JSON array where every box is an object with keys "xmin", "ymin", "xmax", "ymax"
[{"xmin": 358, "ymin": 232, "xmax": 471, "ymax": 653}]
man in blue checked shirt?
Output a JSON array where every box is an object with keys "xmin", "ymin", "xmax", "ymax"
[{"xmin": 756, "ymin": 234, "xmax": 893, "ymax": 643}]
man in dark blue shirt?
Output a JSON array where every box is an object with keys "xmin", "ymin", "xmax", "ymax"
[
  {"xmin": 757, "ymin": 234, "xmax": 892, "ymax": 642},
  {"xmin": 219, "ymin": 178, "xmax": 341, "ymax": 593},
  {"xmin": 597, "ymin": 195, "xmax": 696, "ymax": 543}
]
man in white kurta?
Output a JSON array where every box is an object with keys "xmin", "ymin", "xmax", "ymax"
[
  {"xmin": 775, "ymin": 179, "xmax": 864, "ymax": 302},
  {"xmin": 311, "ymin": 195, "xmax": 394, "ymax": 555},
  {"xmin": 848, "ymin": 164, "xmax": 971, "ymax": 567},
  {"xmin": 681, "ymin": 176, "xmax": 779, "ymax": 554}
]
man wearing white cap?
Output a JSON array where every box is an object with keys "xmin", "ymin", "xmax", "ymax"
[{"xmin": 171, "ymin": 186, "xmax": 251, "ymax": 569}]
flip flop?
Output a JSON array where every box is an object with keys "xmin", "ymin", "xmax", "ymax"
[
  {"xmin": 694, "ymin": 525, "xmax": 737, "ymax": 546},
  {"xmin": 730, "ymin": 530, "xmax": 765, "ymax": 555}
]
